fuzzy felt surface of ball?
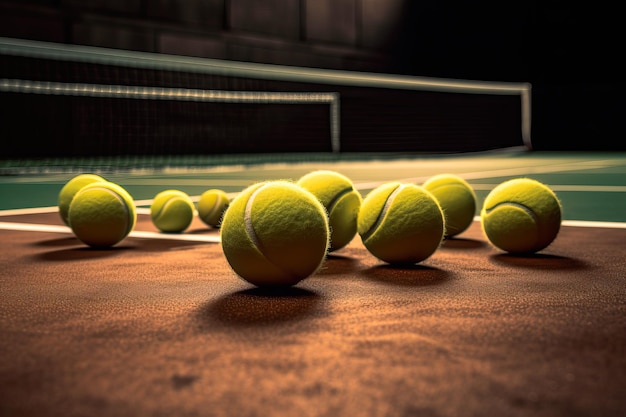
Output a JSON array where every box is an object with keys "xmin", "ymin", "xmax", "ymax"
[
  {"xmin": 197, "ymin": 189, "xmax": 230, "ymax": 228},
  {"xmin": 220, "ymin": 180, "xmax": 330, "ymax": 287},
  {"xmin": 481, "ymin": 178, "xmax": 562, "ymax": 254},
  {"xmin": 151, "ymin": 190, "xmax": 195, "ymax": 233},
  {"xmin": 297, "ymin": 170, "xmax": 362, "ymax": 251},
  {"xmin": 68, "ymin": 181, "xmax": 136, "ymax": 247},
  {"xmin": 357, "ymin": 182, "xmax": 445, "ymax": 264},
  {"xmin": 423, "ymin": 173, "xmax": 477, "ymax": 237},
  {"xmin": 58, "ymin": 173, "xmax": 106, "ymax": 226}
]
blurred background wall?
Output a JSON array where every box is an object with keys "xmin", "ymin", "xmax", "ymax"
[{"xmin": 1, "ymin": 0, "xmax": 624, "ymax": 151}]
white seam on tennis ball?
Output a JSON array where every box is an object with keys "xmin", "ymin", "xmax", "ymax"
[
  {"xmin": 484, "ymin": 201, "xmax": 539, "ymax": 223},
  {"xmin": 205, "ymin": 193, "xmax": 226, "ymax": 220},
  {"xmin": 243, "ymin": 183, "xmax": 301, "ymax": 280},
  {"xmin": 151, "ymin": 197, "xmax": 166, "ymax": 219},
  {"xmin": 361, "ymin": 183, "xmax": 405, "ymax": 241},
  {"xmin": 244, "ymin": 184, "xmax": 265, "ymax": 252},
  {"xmin": 158, "ymin": 198, "xmax": 174, "ymax": 219},
  {"xmin": 154, "ymin": 197, "xmax": 178, "ymax": 221},
  {"xmin": 87, "ymin": 186, "xmax": 133, "ymax": 236},
  {"xmin": 326, "ymin": 185, "xmax": 354, "ymax": 214}
]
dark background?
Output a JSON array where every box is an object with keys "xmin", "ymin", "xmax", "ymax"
[{"xmin": 1, "ymin": 0, "xmax": 624, "ymax": 151}]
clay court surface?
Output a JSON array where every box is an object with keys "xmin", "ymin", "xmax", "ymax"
[{"xmin": 1, "ymin": 150, "xmax": 625, "ymax": 417}]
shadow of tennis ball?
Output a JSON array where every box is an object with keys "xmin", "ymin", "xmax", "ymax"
[
  {"xmin": 490, "ymin": 253, "xmax": 590, "ymax": 270},
  {"xmin": 31, "ymin": 236, "xmax": 84, "ymax": 248},
  {"xmin": 201, "ymin": 287, "xmax": 321, "ymax": 326},
  {"xmin": 316, "ymin": 253, "xmax": 362, "ymax": 276},
  {"xmin": 35, "ymin": 245, "xmax": 130, "ymax": 262},
  {"xmin": 360, "ymin": 264, "xmax": 452, "ymax": 286},
  {"xmin": 440, "ymin": 237, "xmax": 487, "ymax": 250}
]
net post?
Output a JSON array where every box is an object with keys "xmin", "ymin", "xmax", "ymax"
[
  {"xmin": 521, "ymin": 83, "xmax": 533, "ymax": 150},
  {"xmin": 330, "ymin": 93, "xmax": 341, "ymax": 153}
]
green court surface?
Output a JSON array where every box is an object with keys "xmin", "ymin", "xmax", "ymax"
[{"xmin": 2, "ymin": 150, "xmax": 625, "ymax": 224}]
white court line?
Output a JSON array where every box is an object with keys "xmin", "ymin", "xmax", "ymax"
[
  {"xmin": 1, "ymin": 160, "xmax": 625, "ymax": 236},
  {"xmin": 1, "ymin": 215, "xmax": 624, "ymax": 244},
  {"xmin": 1, "ymin": 181, "xmax": 618, "ymax": 217},
  {"xmin": 0, "ymin": 221, "xmax": 221, "ymax": 242},
  {"xmin": 128, "ymin": 230, "xmax": 220, "ymax": 242},
  {"xmin": 135, "ymin": 207, "xmax": 199, "ymax": 216},
  {"xmin": 470, "ymin": 184, "xmax": 626, "ymax": 192},
  {"xmin": 469, "ymin": 216, "xmax": 626, "ymax": 230},
  {"xmin": 0, "ymin": 222, "xmax": 71, "ymax": 234},
  {"xmin": 134, "ymin": 192, "xmax": 239, "ymax": 208},
  {"xmin": 352, "ymin": 159, "xmax": 626, "ymax": 192},
  {"xmin": 560, "ymin": 220, "xmax": 626, "ymax": 229},
  {"xmin": 0, "ymin": 206, "xmax": 60, "ymax": 216}
]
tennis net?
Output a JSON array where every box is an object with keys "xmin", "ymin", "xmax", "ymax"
[{"xmin": 0, "ymin": 37, "xmax": 531, "ymax": 171}]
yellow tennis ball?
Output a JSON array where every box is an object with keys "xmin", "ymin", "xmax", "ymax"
[
  {"xmin": 197, "ymin": 189, "xmax": 230, "ymax": 228},
  {"xmin": 297, "ymin": 170, "xmax": 362, "ymax": 251},
  {"xmin": 357, "ymin": 182, "xmax": 445, "ymax": 264},
  {"xmin": 151, "ymin": 190, "xmax": 195, "ymax": 233},
  {"xmin": 58, "ymin": 173, "xmax": 106, "ymax": 226},
  {"xmin": 422, "ymin": 173, "xmax": 477, "ymax": 237},
  {"xmin": 481, "ymin": 178, "xmax": 562, "ymax": 254},
  {"xmin": 68, "ymin": 181, "xmax": 136, "ymax": 248},
  {"xmin": 220, "ymin": 180, "xmax": 330, "ymax": 287}
]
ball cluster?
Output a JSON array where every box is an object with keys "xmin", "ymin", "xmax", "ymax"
[
  {"xmin": 218, "ymin": 171, "xmax": 455, "ymax": 286},
  {"xmin": 60, "ymin": 171, "xmax": 563, "ymax": 287},
  {"xmin": 218, "ymin": 172, "xmax": 563, "ymax": 287}
]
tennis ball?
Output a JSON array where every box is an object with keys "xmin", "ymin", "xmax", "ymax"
[
  {"xmin": 422, "ymin": 173, "xmax": 477, "ymax": 237},
  {"xmin": 68, "ymin": 181, "xmax": 136, "ymax": 248},
  {"xmin": 220, "ymin": 180, "xmax": 330, "ymax": 287},
  {"xmin": 357, "ymin": 182, "xmax": 445, "ymax": 264},
  {"xmin": 197, "ymin": 189, "xmax": 230, "ymax": 228},
  {"xmin": 151, "ymin": 190, "xmax": 195, "ymax": 233},
  {"xmin": 297, "ymin": 170, "xmax": 362, "ymax": 251},
  {"xmin": 58, "ymin": 173, "xmax": 106, "ymax": 226},
  {"xmin": 481, "ymin": 178, "xmax": 562, "ymax": 254}
]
